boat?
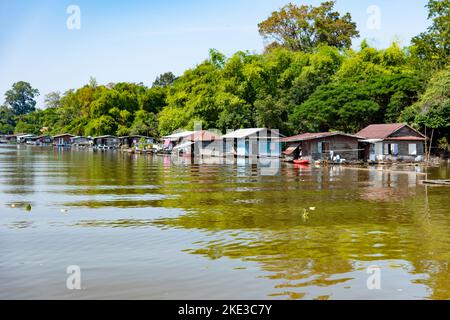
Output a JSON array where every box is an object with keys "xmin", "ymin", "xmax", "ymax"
[{"xmin": 293, "ymin": 159, "xmax": 310, "ymax": 165}]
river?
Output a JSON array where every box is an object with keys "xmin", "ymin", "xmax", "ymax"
[{"xmin": 0, "ymin": 145, "xmax": 449, "ymax": 299}]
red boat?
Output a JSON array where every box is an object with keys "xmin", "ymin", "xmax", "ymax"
[{"xmin": 293, "ymin": 159, "xmax": 310, "ymax": 165}]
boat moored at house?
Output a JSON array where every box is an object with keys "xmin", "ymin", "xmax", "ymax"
[
  {"xmin": 356, "ymin": 123, "xmax": 427, "ymax": 162},
  {"xmin": 282, "ymin": 132, "xmax": 364, "ymax": 163}
]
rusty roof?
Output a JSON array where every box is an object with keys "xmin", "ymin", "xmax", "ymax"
[
  {"xmin": 384, "ymin": 135, "xmax": 426, "ymax": 141},
  {"xmin": 357, "ymin": 123, "xmax": 416, "ymax": 140},
  {"xmin": 282, "ymin": 132, "xmax": 363, "ymax": 143},
  {"xmin": 185, "ymin": 130, "xmax": 222, "ymax": 141}
]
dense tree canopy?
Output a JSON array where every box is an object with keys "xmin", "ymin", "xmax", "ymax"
[
  {"xmin": 412, "ymin": 0, "xmax": 450, "ymax": 70},
  {"xmin": 258, "ymin": 1, "xmax": 359, "ymax": 52},
  {"xmin": 402, "ymin": 67, "xmax": 450, "ymax": 131},
  {"xmin": 0, "ymin": 1, "xmax": 448, "ymax": 153},
  {"xmin": 4, "ymin": 81, "xmax": 39, "ymax": 116}
]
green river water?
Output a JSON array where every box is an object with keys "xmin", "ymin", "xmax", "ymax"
[{"xmin": 1, "ymin": 145, "xmax": 449, "ymax": 299}]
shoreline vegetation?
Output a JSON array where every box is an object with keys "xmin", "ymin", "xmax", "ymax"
[{"xmin": 1, "ymin": 1, "xmax": 449, "ymax": 158}]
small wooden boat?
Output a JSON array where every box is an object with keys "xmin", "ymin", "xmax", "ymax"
[
  {"xmin": 293, "ymin": 159, "xmax": 310, "ymax": 165},
  {"xmin": 422, "ymin": 179, "xmax": 450, "ymax": 186}
]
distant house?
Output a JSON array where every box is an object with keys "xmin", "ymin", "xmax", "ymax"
[
  {"xmin": 356, "ymin": 123, "xmax": 427, "ymax": 162},
  {"xmin": 119, "ymin": 136, "xmax": 154, "ymax": 148},
  {"xmin": 71, "ymin": 136, "xmax": 93, "ymax": 147},
  {"xmin": 53, "ymin": 134, "xmax": 75, "ymax": 147},
  {"xmin": 27, "ymin": 135, "xmax": 53, "ymax": 146},
  {"xmin": 282, "ymin": 132, "xmax": 363, "ymax": 162},
  {"xmin": 222, "ymin": 128, "xmax": 282, "ymax": 158},
  {"xmin": 93, "ymin": 135, "xmax": 119, "ymax": 149},
  {"xmin": 17, "ymin": 134, "xmax": 36, "ymax": 143},
  {"xmin": 0, "ymin": 134, "xmax": 20, "ymax": 144},
  {"xmin": 0, "ymin": 133, "xmax": 31, "ymax": 144},
  {"xmin": 162, "ymin": 131, "xmax": 195, "ymax": 151},
  {"xmin": 172, "ymin": 130, "xmax": 222, "ymax": 157}
]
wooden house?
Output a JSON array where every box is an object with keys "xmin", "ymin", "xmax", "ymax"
[
  {"xmin": 172, "ymin": 130, "xmax": 222, "ymax": 157},
  {"xmin": 53, "ymin": 134, "xmax": 75, "ymax": 147},
  {"xmin": 93, "ymin": 135, "xmax": 119, "ymax": 149},
  {"xmin": 356, "ymin": 123, "xmax": 427, "ymax": 162},
  {"xmin": 282, "ymin": 132, "xmax": 363, "ymax": 162},
  {"xmin": 222, "ymin": 128, "xmax": 282, "ymax": 158},
  {"xmin": 162, "ymin": 131, "xmax": 195, "ymax": 151},
  {"xmin": 119, "ymin": 136, "xmax": 154, "ymax": 148},
  {"xmin": 71, "ymin": 136, "xmax": 93, "ymax": 147},
  {"xmin": 27, "ymin": 135, "xmax": 53, "ymax": 146}
]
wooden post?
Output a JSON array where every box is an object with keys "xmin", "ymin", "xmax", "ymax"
[
  {"xmin": 424, "ymin": 126, "xmax": 428, "ymax": 164},
  {"xmin": 428, "ymin": 128, "xmax": 434, "ymax": 164}
]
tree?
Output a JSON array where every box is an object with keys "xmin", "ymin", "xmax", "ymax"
[
  {"xmin": 153, "ymin": 72, "xmax": 176, "ymax": 87},
  {"xmin": 215, "ymin": 93, "xmax": 252, "ymax": 131},
  {"xmin": 4, "ymin": 82, "xmax": 39, "ymax": 115},
  {"xmin": 254, "ymin": 94, "xmax": 289, "ymax": 131},
  {"xmin": 140, "ymin": 87, "xmax": 167, "ymax": 114},
  {"xmin": 411, "ymin": 0, "xmax": 450, "ymax": 69},
  {"xmin": 0, "ymin": 105, "xmax": 16, "ymax": 134},
  {"xmin": 402, "ymin": 67, "xmax": 450, "ymax": 132},
  {"xmin": 85, "ymin": 115, "xmax": 116, "ymax": 136},
  {"xmin": 44, "ymin": 91, "xmax": 61, "ymax": 109},
  {"xmin": 258, "ymin": 1, "xmax": 359, "ymax": 52},
  {"xmin": 129, "ymin": 110, "xmax": 159, "ymax": 137}
]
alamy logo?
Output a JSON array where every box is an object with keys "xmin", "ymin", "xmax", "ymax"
[
  {"xmin": 366, "ymin": 265, "xmax": 381, "ymax": 290},
  {"xmin": 66, "ymin": 265, "xmax": 82, "ymax": 290},
  {"xmin": 66, "ymin": 5, "xmax": 81, "ymax": 30},
  {"xmin": 367, "ymin": 5, "xmax": 381, "ymax": 30}
]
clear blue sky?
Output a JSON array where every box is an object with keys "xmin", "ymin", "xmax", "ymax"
[{"xmin": 0, "ymin": 0, "xmax": 430, "ymax": 108}]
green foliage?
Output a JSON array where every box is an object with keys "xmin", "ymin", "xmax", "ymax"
[
  {"xmin": 4, "ymin": 82, "xmax": 39, "ymax": 116},
  {"xmin": 437, "ymin": 137, "xmax": 450, "ymax": 152},
  {"xmin": 130, "ymin": 110, "xmax": 159, "ymax": 137},
  {"xmin": 402, "ymin": 67, "xmax": 450, "ymax": 132},
  {"xmin": 258, "ymin": 1, "xmax": 359, "ymax": 52},
  {"xmin": 2, "ymin": 1, "xmax": 448, "ymax": 145},
  {"xmin": 152, "ymin": 72, "xmax": 176, "ymax": 87},
  {"xmin": 0, "ymin": 106, "xmax": 16, "ymax": 134},
  {"xmin": 291, "ymin": 43, "xmax": 423, "ymax": 133},
  {"xmin": 11, "ymin": 107, "xmax": 59, "ymax": 135},
  {"xmin": 85, "ymin": 115, "xmax": 116, "ymax": 136},
  {"xmin": 411, "ymin": 0, "xmax": 450, "ymax": 70}
]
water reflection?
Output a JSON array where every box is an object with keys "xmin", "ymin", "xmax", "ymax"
[{"xmin": 1, "ymin": 145, "xmax": 449, "ymax": 299}]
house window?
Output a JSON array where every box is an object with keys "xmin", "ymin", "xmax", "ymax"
[
  {"xmin": 318, "ymin": 142, "xmax": 330, "ymax": 153},
  {"xmin": 408, "ymin": 143, "xmax": 417, "ymax": 155},
  {"xmin": 384, "ymin": 143, "xmax": 399, "ymax": 156}
]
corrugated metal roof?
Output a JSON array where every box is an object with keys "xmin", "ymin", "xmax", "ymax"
[
  {"xmin": 282, "ymin": 132, "xmax": 363, "ymax": 143},
  {"xmin": 53, "ymin": 133, "xmax": 76, "ymax": 138},
  {"xmin": 222, "ymin": 128, "xmax": 282, "ymax": 139},
  {"xmin": 283, "ymin": 142, "xmax": 301, "ymax": 155},
  {"xmin": 163, "ymin": 131, "xmax": 195, "ymax": 139},
  {"xmin": 222, "ymin": 128, "xmax": 265, "ymax": 139},
  {"xmin": 93, "ymin": 135, "xmax": 117, "ymax": 139},
  {"xmin": 173, "ymin": 141, "xmax": 194, "ymax": 150},
  {"xmin": 384, "ymin": 136, "xmax": 426, "ymax": 141},
  {"xmin": 356, "ymin": 123, "xmax": 407, "ymax": 139},
  {"xmin": 185, "ymin": 130, "xmax": 221, "ymax": 141}
]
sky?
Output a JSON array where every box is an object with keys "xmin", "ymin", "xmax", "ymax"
[{"xmin": 0, "ymin": 0, "xmax": 430, "ymax": 108}]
